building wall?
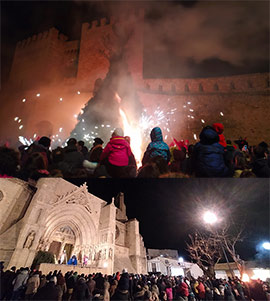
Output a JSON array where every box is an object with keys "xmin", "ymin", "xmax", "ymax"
[
  {"xmin": 0, "ymin": 178, "xmax": 147, "ymax": 274},
  {"xmin": 1, "ymin": 12, "xmax": 269, "ymax": 146}
]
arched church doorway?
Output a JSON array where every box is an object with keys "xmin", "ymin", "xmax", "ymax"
[{"xmin": 48, "ymin": 225, "xmax": 76, "ymax": 263}]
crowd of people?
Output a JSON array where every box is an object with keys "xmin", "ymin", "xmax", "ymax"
[
  {"xmin": 1, "ymin": 264, "xmax": 269, "ymax": 301},
  {"xmin": 0, "ymin": 124, "xmax": 269, "ymax": 179}
]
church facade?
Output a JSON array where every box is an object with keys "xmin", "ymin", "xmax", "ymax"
[{"xmin": 0, "ymin": 178, "xmax": 147, "ymax": 274}]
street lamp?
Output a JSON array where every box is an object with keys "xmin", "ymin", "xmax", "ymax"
[
  {"xmin": 203, "ymin": 210, "xmax": 218, "ymax": 224},
  {"xmin": 262, "ymin": 242, "xmax": 270, "ymax": 250}
]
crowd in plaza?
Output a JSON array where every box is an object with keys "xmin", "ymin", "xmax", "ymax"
[
  {"xmin": 1, "ymin": 264, "xmax": 270, "ymax": 301},
  {"xmin": 0, "ymin": 124, "xmax": 269, "ymax": 179}
]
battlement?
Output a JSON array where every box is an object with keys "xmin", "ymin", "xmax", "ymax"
[
  {"xmin": 81, "ymin": 8, "xmax": 144, "ymax": 33},
  {"xmin": 142, "ymin": 73, "xmax": 270, "ymax": 95},
  {"xmin": 16, "ymin": 27, "xmax": 68, "ymax": 50}
]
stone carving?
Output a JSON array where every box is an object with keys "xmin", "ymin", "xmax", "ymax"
[
  {"xmin": 0, "ymin": 190, "xmax": 4, "ymax": 201},
  {"xmin": 23, "ymin": 231, "xmax": 35, "ymax": 249},
  {"xmin": 109, "ymin": 248, "xmax": 113, "ymax": 259},
  {"xmin": 56, "ymin": 185, "xmax": 92, "ymax": 213}
]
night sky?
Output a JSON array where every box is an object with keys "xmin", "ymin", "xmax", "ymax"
[
  {"xmin": 1, "ymin": 0, "xmax": 269, "ymax": 84},
  {"xmin": 67, "ymin": 178, "xmax": 270, "ymax": 262}
]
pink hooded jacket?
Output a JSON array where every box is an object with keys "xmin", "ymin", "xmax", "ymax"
[{"xmin": 100, "ymin": 136, "xmax": 132, "ymax": 166}]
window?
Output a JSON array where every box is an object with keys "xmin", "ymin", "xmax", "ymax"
[{"xmin": 152, "ymin": 263, "xmax": 157, "ymax": 273}]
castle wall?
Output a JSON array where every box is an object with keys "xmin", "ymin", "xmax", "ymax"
[
  {"xmin": 1, "ymin": 14, "xmax": 269, "ymax": 147},
  {"xmin": 76, "ymin": 19, "xmax": 113, "ymax": 91},
  {"xmin": 139, "ymin": 73, "xmax": 270, "ymax": 144}
]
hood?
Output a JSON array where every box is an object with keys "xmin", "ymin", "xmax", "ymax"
[
  {"xmin": 212, "ymin": 123, "xmax": 224, "ymax": 134},
  {"xmin": 150, "ymin": 127, "xmax": 163, "ymax": 142},
  {"xmin": 199, "ymin": 127, "xmax": 219, "ymax": 145},
  {"xmin": 110, "ymin": 136, "xmax": 129, "ymax": 148}
]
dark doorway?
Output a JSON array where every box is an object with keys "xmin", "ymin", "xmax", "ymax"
[
  {"xmin": 49, "ymin": 241, "xmax": 61, "ymax": 259},
  {"xmin": 64, "ymin": 243, "xmax": 74, "ymax": 262}
]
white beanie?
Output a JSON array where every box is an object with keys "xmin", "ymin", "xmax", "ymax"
[{"xmin": 113, "ymin": 128, "xmax": 124, "ymax": 137}]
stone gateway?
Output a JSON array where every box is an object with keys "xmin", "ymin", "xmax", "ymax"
[{"xmin": 0, "ymin": 178, "xmax": 147, "ymax": 274}]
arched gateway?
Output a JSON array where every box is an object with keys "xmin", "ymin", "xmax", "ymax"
[{"xmin": 0, "ymin": 178, "xmax": 147, "ymax": 274}]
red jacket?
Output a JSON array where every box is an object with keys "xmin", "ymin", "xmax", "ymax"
[
  {"xmin": 100, "ymin": 136, "xmax": 132, "ymax": 166},
  {"xmin": 213, "ymin": 123, "xmax": 227, "ymax": 147},
  {"xmin": 197, "ymin": 282, "xmax": 206, "ymax": 299},
  {"xmin": 176, "ymin": 282, "xmax": 189, "ymax": 297}
]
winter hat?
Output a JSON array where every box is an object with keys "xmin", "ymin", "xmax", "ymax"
[
  {"xmin": 113, "ymin": 128, "xmax": 124, "ymax": 137},
  {"xmin": 38, "ymin": 136, "xmax": 51, "ymax": 148},
  {"xmin": 94, "ymin": 138, "xmax": 104, "ymax": 145},
  {"xmin": 122, "ymin": 268, "xmax": 128, "ymax": 273}
]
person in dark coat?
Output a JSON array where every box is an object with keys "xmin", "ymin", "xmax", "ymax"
[
  {"xmin": 112, "ymin": 272, "xmax": 130, "ymax": 301},
  {"xmin": 34, "ymin": 277, "xmax": 59, "ymax": 301},
  {"xmin": 60, "ymin": 138, "xmax": 84, "ymax": 176},
  {"xmin": 22, "ymin": 136, "xmax": 51, "ymax": 170},
  {"xmin": 142, "ymin": 127, "xmax": 170, "ymax": 166},
  {"xmin": 78, "ymin": 141, "xmax": 89, "ymax": 158},
  {"xmin": 0, "ymin": 147, "xmax": 20, "ymax": 178},
  {"xmin": 87, "ymin": 138, "xmax": 104, "ymax": 163},
  {"xmin": 252, "ymin": 144, "xmax": 270, "ymax": 177},
  {"xmin": 73, "ymin": 277, "xmax": 90, "ymax": 301},
  {"xmin": 192, "ymin": 126, "xmax": 230, "ymax": 177},
  {"xmin": 1, "ymin": 266, "xmax": 17, "ymax": 300}
]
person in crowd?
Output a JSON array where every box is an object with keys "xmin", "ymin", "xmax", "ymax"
[
  {"xmin": 192, "ymin": 126, "xmax": 231, "ymax": 177},
  {"xmin": 0, "ymin": 147, "xmax": 20, "ymax": 178},
  {"xmin": 33, "ymin": 276, "xmax": 59, "ymax": 300},
  {"xmin": 49, "ymin": 148, "xmax": 64, "ymax": 177},
  {"xmin": 142, "ymin": 127, "xmax": 170, "ymax": 166},
  {"xmin": 21, "ymin": 137, "xmax": 51, "ymax": 171},
  {"xmin": 59, "ymin": 138, "xmax": 84, "ymax": 177},
  {"xmin": 169, "ymin": 148, "xmax": 186, "ymax": 173},
  {"xmin": 56, "ymin": 272, "xmax": 66, "ymax": 301},
  {"xmin": 87, "ymin": 138, "xmax": 104, "ymax": 163},
  {"xmin": 252, "ymin": 144, "xmax": 270, "ymax": 177},
  {"xmin": 24, "ymin": 270, "xmax": 40, "ymax": 300},
  {"xmin": 21, "ymin": 152, "xmax": 50, "ymax": 181},
  {"xmin": 73, "ymin": 277, "xmax": 90, "ymax": 300},
  {"xmin": 99, "ymin": 128, "xmax": 136, "ymax": 178},
  {"xmin": 78, "ymin": 141, "xmax": 89, "ymax": 158},
  {"xmin": 87, "ymin": 275, "xmax": 96, "ymax": 298},
  {"xmin": 1, "ymin": 265, "xmax": 17, "ymax": 300},
  {"xmin": 233, "ymin": 152, "xmax": 250, "ymax": 178},
  {"xmin": 212, "ymin": 123, "xmax": 227, "ymax": 148},
  {"xmin": 11, "ymin": 267, "xmax": 29, "ymax": 300},
  {"xmin": 112, "ymin": 270, "xmax": 130, "ymax": 300}
]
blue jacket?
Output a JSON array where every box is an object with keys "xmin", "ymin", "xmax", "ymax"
[
  {"xmin": 194, "ymin": 127, "xmax": 229, "ymax": 177},
  {"xmin": 142, "ymin": 127, "xmax": 170, "ymax": 165}
]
